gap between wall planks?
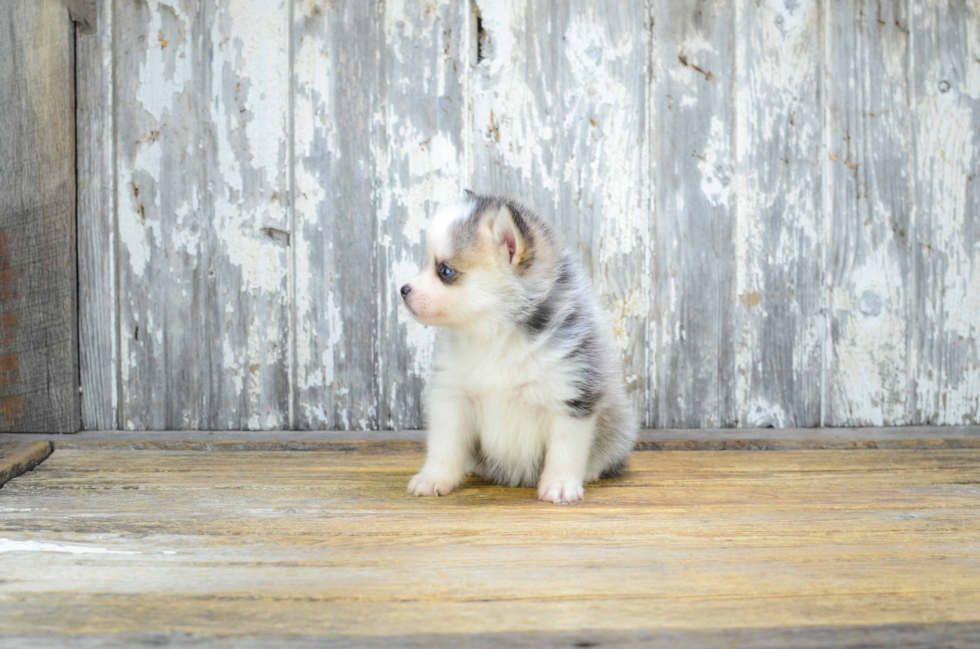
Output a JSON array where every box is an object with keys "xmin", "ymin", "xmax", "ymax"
[
  {"xmin": 75, "ymin": 0, "xmax": 979, "ymax": 432},
  {"xmin": 0, "ymin": 0, "xmax": 79, "ymax": 433}
]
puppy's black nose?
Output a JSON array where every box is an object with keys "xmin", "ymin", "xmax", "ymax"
[{"xmin": 400, "ymin": 284, "xmax": 411, "ymax": 298}]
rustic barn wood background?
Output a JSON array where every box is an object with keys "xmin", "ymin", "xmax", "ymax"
[
  {"xmin": 0, "ymin": 0, "xmax": 79, "ymax": 433},
  {"xmin": 71, "ymin": 0, "xmax": 979, "ymax": 431}
]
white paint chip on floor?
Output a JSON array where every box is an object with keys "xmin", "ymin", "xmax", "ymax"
[{"xmin": 0, "ymin": 538, "xmax": 142, "ymax": 555}]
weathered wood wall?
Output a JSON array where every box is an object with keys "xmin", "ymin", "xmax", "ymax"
[
  {"xmin": 77, "ymin": 0, "xmax": 980, "ymax": 430},
  {"xmin": 0, "ymin": 0, "xmax": 79, "ymax": 432}
]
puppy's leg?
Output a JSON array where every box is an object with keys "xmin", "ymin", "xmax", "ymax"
[
  {"xmin": 464, "ymin": 455, "xmax": 485, "ymax": 478},
  {"xmin": 537, "ymin": 414, "xmax": 594, "ymax": 503},
  {"xmin": 408, "ymin": 391, "xmax": 476, "ymax": 497}
]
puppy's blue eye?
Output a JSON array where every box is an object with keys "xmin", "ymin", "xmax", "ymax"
[{"xmin": 438, "ymin": 263, "xmax": 454, "ymax": 279}]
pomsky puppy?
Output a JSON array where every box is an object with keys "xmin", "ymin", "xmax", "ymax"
[{"xmin": 400, "ymin": 191, "xmax": 637, "ymax": 503}]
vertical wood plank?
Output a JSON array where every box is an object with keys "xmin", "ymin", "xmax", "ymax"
[
  {"xmin": 206, "ymin": 0, "xmax": 291, "ymax": 429},
  {"xmin": 826, "ymin": 0, "xmax": 913, "ymax": 426},
  {"xmin": 556, "ymin": 2, "xmax": 651, "ymax": 425},
  {"xmin": 911, "ymin": 0, "xmax": 980, "ymax": 425},
  {"xmin": 376, "ymin": 0, "xmax": 469, "ymax": 430},
  {"xmin": 733, "ymin": 0, "xmax": 824, "ymax": 427},
  {"xmin": 472, "ymin": 0, "xmax": 651, "ymax": 423},
  {"xmin": 651, "ymin": 0, "xmax": 737, "ymax": 428},
  {"xmin": 293, "ymin": 1, "xmax": 381, "ymax": 430},
  {"xmin": 116, "ymin": 0, "xmax": 292, "ymax": 430},
  {"xmin": 0, "ymin": 0, "xmax": 79, "ymax": 432},
  {"xmin": 471, "ymin": 1, "xmax": 563, "ymax": 221},
  {"xmin": 115, "ymin": 0, "xmax": 209, "ymax": 429},
  {"xmin": 77, "ymin": 0, "xmax": 117, "ymax": 429}
]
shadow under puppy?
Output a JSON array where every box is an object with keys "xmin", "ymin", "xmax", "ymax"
[{"xmin": 401, "ymin": 191, "xmax": 637, "ymax": 503}]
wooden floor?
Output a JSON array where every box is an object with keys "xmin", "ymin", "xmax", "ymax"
[{"xmin": 2, "ymin": 440, "xmax": 980, "ymax": 647}]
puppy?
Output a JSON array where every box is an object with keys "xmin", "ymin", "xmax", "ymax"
[{"xmin": 401, "ymin": 192, "xmax": 637, "ymax": 503}]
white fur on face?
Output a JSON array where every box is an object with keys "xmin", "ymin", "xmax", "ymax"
[
  {"xmin": 402, "ymin": 200, "xmax": 477, "ymax": 326},
  {"xmin": 426, "ymin": 201, "xmax": 470, "ymax": 260},
  {"xmin": 402, "ymin": 199, "xmax": 517, "ymax": 329},
  {"xmin": 403, "ymin": 257, "xmax": 450, "ymax": 324}
]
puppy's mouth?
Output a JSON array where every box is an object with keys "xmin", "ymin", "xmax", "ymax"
[
  {"xmin": 401, "ymin": 299, "xmax": 426, "ymax": 321},
  {"xmin": 404, "ymin": 303, "xmax": 448, "ymax": 326}
]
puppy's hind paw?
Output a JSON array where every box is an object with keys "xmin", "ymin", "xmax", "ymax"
[
  {"xmin": 537, "ymin": 479, "xmax": 584, "ymax": 504},
  {"xmin": 408, "ymin": 472, "xmax": 458, "ymax": 497}
]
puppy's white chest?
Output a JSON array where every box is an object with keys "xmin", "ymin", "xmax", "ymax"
[
  {"xmin": 444, "ymin": 334, "xmax": 566, "ymax": 485},
  {"xmin": 472, "ymin": 392, "xmax": 550, "ymax": 484}
]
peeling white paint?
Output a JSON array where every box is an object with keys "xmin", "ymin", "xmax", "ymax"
[
  {"xmin": 389, "ymin": 127, "xmax": 461, "ymax": 247},
  {"xmin": 829, "ymin": 252, "xmax": 909, "ymax": 426},
  {"xmin": 561, "ymin": 13, "xmax": 645, "ymax": 267},
  {"xmin": 608, "ymin": 289, "xmax": 642, "ymax": 353},
  {"xmin": 772, "ymin": 0, "xmax": 807, "ymax": 38},
  {"xmin": 745, "ymin": 399, "xmax": 788, "ymax": 428},
  {"xmin": 944, "ymin": 261, "xmax": 980, "ymax": 338},
  {"xmin": 135, "ymin": 2, "xmax": 193, "ymax": 122},
  {"xmin": 118, "ymin": 139, "xmax": 164, "ymax": 278},
  {"xmin": 170, "ymin": 199, "xmax": 201, "ymax": 253},
  {"xmin": 473, "ymin": 0, "xmax": 559, "ymax": 203},
  {"xmin": 95, "ymin": 0, "xmax": 979, "ymax": 430},
  {"xmin": 732, "ymin": 0, "xmax": 823, "ymax": 427},
  {"xmin": 912, "ymin": 2, "xmax": 980, "ymax": 424},
  {"xmin": 698, "ymin": 116, "xmax": 733, "ymax": 209},
  {"xmin": 223, "ymin": 232, "xmax": 287, "ymax": 294}
]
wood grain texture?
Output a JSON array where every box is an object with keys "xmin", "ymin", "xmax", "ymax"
[
  {"xmin": 114, "ymin": 0, "xmax": 292, "ymax": 430},
  {"xmin": 63, "ymin": 0, "xmax": 96, "ymax": 33},
  {"xmin": 734, "ymin": 0, "xmax": 823, "ymax": 427},
  {"xmin": 470, "ymin": 1, "xmax": 562, "ymax": 230},
  {"xmin": 73, "ymin": 0, "xmax": 980, "ymax": 430},
  {"xmin": 1, "ymin": 444, "xmax": 979, "ymax": 643},
  {"xmin": 826, "ymin": 0, "xmax": 913, "ymax": 426},
  {"xmin": 205, "ymin": 0, "xmax": 292, "ymax": 430},
  {"xmin": 77, "ymin": 0, "xmax": 116, "ymax": 430},
  {"xmin": 911, "ymin": 0, "xmax": 980, "ymax": 425},
  {"xmin": 6, "ymin": 624, "xmax": 980, "ymax": 649},
  {"xmin": 0, "ymin": 441, "xmax": 52, "ymax": 486},
  {"xmin": 651, "ymin": 0, "xmax": 737, "ymax": 427},
  {"xmin": 293, "ymin": 0, "xmax": 383, "ymax": 430},
  {"xmin": 0, "ymin": 0, "xmax": 79, "ymax": 433},
  {"xmin": 114, "ymin": 0, "xmax": 210, "ymax": 430}
]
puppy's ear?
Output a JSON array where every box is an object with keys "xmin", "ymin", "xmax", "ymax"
[
  {"xmin": 490, "ymin": 203, "xmax": 527, "ymax": 266},
  {"xmin": 463, "ymin": 188, "xmax": 477, "ymax": 200}
]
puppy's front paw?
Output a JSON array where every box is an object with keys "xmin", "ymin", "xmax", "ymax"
[
  {"xmin": 537, "ymin": 479, "xmax": 584, "ymax": 504},
  {"xmin": 408, "ymin": 472, "xmax": 458, "ymax": 497}
]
